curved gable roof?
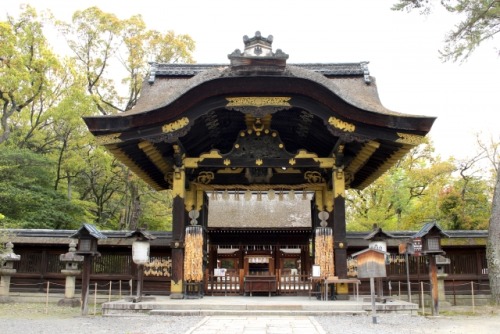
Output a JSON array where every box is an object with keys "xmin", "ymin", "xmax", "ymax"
[{"xmin": 84, "ymin": 33, "xmax": 435, "ymax": 191}]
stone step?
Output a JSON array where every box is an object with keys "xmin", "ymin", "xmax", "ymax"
[{"xmin": 149, "ymin": 309, "xmax": 367, "ymax": 316}]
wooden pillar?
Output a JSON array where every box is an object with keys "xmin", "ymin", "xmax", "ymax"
[
  {"xmin": 80, "ymin": 256, "xmax": 92, "ymax": 315},
  {"xmin": 170, "ymin": 166, "xmax": 186, "ymax": 299},
  {"xmin": 333, "ymin": 169, "xmax": 348, "ymax": 278}
]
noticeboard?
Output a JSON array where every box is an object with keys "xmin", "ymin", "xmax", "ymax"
[
  {"xmin": 413, "ymin": 237, "xmax": 422, "ymax": 256},
  {"xmin": 312, "ymin": 265, "xmax": 321, "ymax": 278}
]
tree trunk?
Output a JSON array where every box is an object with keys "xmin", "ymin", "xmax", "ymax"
[{"xmin": 487, "ymin": 161, "xmax": 500, "ymax": 305}]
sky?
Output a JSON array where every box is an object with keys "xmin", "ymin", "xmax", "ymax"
[{"xmin": 3, "ymin": 0, "xmax": 499, "ymax": 161}]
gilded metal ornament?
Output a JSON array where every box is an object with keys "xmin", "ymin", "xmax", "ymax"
[
  {"xmin": 197, "ymin": 171, "xmax": 215, "ymax": 184},
  {"xmin": 226, "ymin": 97, "xmax": 291, "ymax": 108},
  {"xmin": 95, "ymin": 133, "xmax": 122, "ymax": 145},
  {"xmin": 304, "ymin": 171, "xmax": 324, "ymax": 183},
  {"xmin": 162, "ymin": 117, "xmax": 189, "ymax": 133},
  {"xmin": 396, "ymin": 132, "xmax": 425, "ymax": 145},
  {"xmin": 328, "ymin": 117, "xmax": 355, "ymax": 132}
]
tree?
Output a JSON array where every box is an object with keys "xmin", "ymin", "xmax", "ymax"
[
  {"xmin": 346, "ymin": 140, "xmax": 457, "ymax": 231},
  {"xmin": 392, "ymin": 0, "xmax": 500, "ymax": 61},
  {"xmin": 0, "ymin": 148, "xmax": 88, "ymax": 229},
  {"xmin": 0, "ymin": 5, "xmax": 59, "ymax": 144},
  {"xmin": 489, "ymin": 160, "xmax": 500, "ymax": 304},
  {"xmin": 57, "ymin": 7, "xmax": 195, "ymax": 114},
  {"xmin": 393, "ymin": 0, "xmax": 500, "ymax": 304}
]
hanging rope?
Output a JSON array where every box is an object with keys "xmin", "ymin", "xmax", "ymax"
[
  {"xmin": 314, "ymin": 227, "xmax": 334, "ymax": 279},
  {"xmin": 183, "ymin": 225, "xmax": 203, "ymax": 282}
]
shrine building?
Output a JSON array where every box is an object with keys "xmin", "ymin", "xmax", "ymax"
[{"xmin": 83, "ymin": 32, "xmax": 435, "ymax": 298}]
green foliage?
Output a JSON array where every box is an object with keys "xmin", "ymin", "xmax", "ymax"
[
  {"xmin": 0, "ymin": 5, "xmax": 60, "ymax": 144},
  {"xmin": 0, "ymin": 148, "xmax": 86, "ymax": 229},
  {"xmin": 346, "ymin": 140, "xmax": 491, "ymax": 231},
  {"xmin": 0, "ymin": 5, "xmax": 194, "ymax": 231},
  {"xmin": 392, "ymin": 0, "xmax": 500, "ymax": 62},
  {"xmin": 438, "ymin": 179, "xmax": 491, "ymax": 230}
]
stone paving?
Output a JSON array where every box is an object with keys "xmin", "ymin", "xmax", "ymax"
[{"xmin": 185, "ymin": 315, "xmax": 326, "ymax": 334}]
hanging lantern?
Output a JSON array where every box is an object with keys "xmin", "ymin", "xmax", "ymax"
[
  {"xmin": 234, "ymin": 191, "xmax": 240, "ymax": 201},
  {"xmin": 302, "ymin": 191, "xmax": 308, "ymax": 201},
  {"xmin": 132, "ymin": 240, "xmax": 150, "ymax": 265},
  {"xmin": 288, "ymin": 189, "xmax": 295, "ymax": 200},
  {"xmin": 244, "ymin": 189, "xmax": 252, "ymax": 201},
  {"xmin": 184, "ymin": 225, "xmax": 203, "ymax": 282},
  {"xmin": 278, "ymin": 190, "xmax": 284, "ymax": 201},
  {"xmin": 257, "ymin": 191, "xmax": 262, "ymax": 201},
  {"xmin": 222, "ymin": 189, "xmax": 229, "ymax": 201},
  {"xmin": 268, "ymin": 189, "xmax": 275, "ymax": 200}
]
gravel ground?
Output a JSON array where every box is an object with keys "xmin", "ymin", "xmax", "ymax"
[{"xmin": 0, "ymin": 303, "xmax": 499, "ymax": 334}]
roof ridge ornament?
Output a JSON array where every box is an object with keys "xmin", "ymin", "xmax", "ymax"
[{"xmin": 228, "ymin": 31, "xmax": 288, "ymax": 73}]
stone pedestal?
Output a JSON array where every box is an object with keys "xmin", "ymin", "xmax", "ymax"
[
  {"xmin": 0, "ymin": 268, "xmax": 16, "ymax": 303},
  {"xmin": 58, "ymin": 241, "xmax": 84, "ymax": 307},
  {"xmin": 58, "ymin": 269, "xmax": 81, "ymax": 307},
  {"xmin": 0, "ymin": 242, "xmax": 20, "ymax": 303},
  {"xmin": 437, "ymin": 273, "xmax": 451, "ymax": 307}
]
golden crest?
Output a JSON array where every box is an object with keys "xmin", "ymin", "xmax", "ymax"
[{"xmin": 197, "ymin": 171, "xmax": 215, "ymax": 184}]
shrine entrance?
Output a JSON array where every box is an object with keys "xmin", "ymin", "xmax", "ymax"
[
  {"xmin": 84, "ymin": 32, "xmax": 435, "ymax": 299},
  {"xmin": 205, "ymin": 193, "xmax": 314, "ymax": 296}
]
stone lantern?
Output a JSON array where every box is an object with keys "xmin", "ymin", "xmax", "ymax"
[
  {"xmin": 0, "ymin": 241, "xmax": 21, "ymax": 303},
  {"xmin": 58, "ymin": 240, "xmax": 84, "ymax": 307}
]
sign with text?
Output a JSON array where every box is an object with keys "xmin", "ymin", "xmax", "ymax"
[{"xmin": 413, "ymin": 237, "xmax": 422, "ymax": 256}]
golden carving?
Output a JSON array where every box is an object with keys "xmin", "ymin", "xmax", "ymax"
[
  {"xmin": 293, "ymin": 150, "xmax": 335, "ymax": 168},
  {"xmin": 289, "ymin": 158, "xmax": 296, "ymax": 166},
  {"xmin": 184, "ymin": 150, "xmax": 223, "ymax": 168},
  {"xmin": 95, "ymin": 133, "xmax": 122, "ymax": 145},
  {"xmin": 224, "ymin": 159, "xmax": 231, "ymax": 166},
  {"xmin": 328, "ymin": 117, "xmax": 355, "ymax": 132},
  {"xmin": 197, "ymin": 171, "xmax": 214, "ymax": 184},
  {"xmin": 162, "ymin": 117, "xmax": 189, "ymax": 133},
  {"xmin": 396, "ymin": 132, "xmax": 425, "ymax": 145},
  {"xmin": 304, "ymin": 171, "xmax": 324, "ymax": 184},
  {"xmin": 226, "ymin": 97, "xmax": 291, "ymax": 108},
  {"xmin": 295, "ymin": 149, "xmax": 318, "ymax": 159},
  {"xmin": 256, "ymin": 159, "xmax": 263, "ymax": 166}
]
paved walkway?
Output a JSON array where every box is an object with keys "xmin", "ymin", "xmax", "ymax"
[{"xmin": 185, "ymin": 315, "xmax": 326, "ymax": 334}]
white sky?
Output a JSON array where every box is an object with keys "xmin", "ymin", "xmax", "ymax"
[{"xmin": 3, "ymin": 0, "xmax": 499, "ymax": 161}]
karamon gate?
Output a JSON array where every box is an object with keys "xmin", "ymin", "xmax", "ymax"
[{"xmin": 84, "ymin": 32, "xmax": 435, "ymax": 298}]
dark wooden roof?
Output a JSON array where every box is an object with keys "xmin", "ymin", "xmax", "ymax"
[
  {"xmin": 84, "ymin": 33, "xmax": 436, "ymax": 191},
  {"xmin": 6, "ymin": 228, "xmax": 486, "ymax": 248}
]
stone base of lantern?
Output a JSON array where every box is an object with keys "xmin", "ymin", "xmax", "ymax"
[{"xmin": 57, "ymin": 298, "xmax": 81, "ymax": 307}]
